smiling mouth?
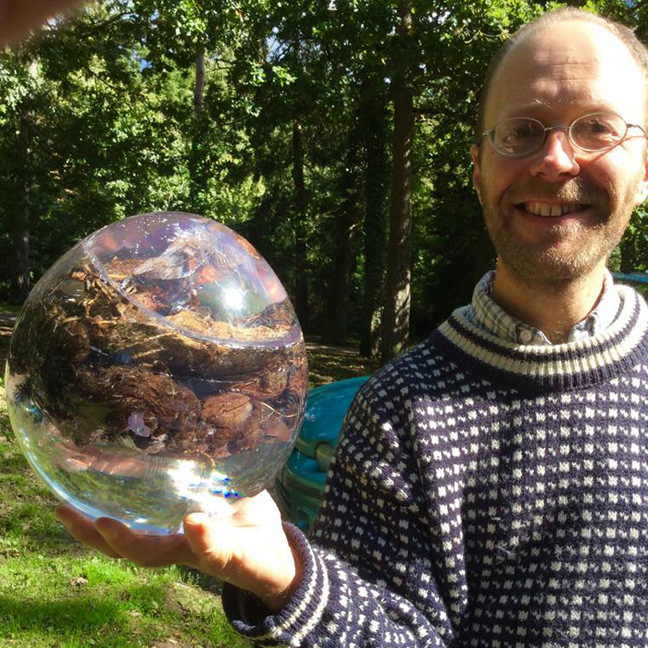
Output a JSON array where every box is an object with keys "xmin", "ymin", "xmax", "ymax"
[{"xmin": 518, "ymin": 202, "xmax": 588, "ymax": 217}]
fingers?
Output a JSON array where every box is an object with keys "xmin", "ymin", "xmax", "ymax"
[
  {"xmin": 230, "ymin": 489, "xmax": 282, "ymax": 525},
  {"xmin": 56, "ymin": 493, "xmax": 301, "ymax": 611},
  {"xmin": 56, "ymin": 504, "xmax": 122, "ymax": 558},
  {"xmin": 94, "ymin": 517, "xmax": 196, "ymax": 568},
  {"xmin": 182, "ymin": 510, "xmax": 239, "ymax": 573},
  {"xmin": 56, "ymin": 504, "xmax": 196, "ymax": 567},
  {"xmin": 0, "ymin": 0, "xmax": 86, "ymax": 46}
]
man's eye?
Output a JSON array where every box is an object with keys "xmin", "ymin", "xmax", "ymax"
[
  {"xmin": 575, "ymin": 115, "xmax": 624, "ymax": 140},
  {"xmin": 500, "ymin": 123, "xmax": 535, "ymax": 141},
  {"xmin": 585, "ymin": 120, "xmax": 611, "ymax": 134},
  {"xmin": 512, "ymin": 124, "xmax": 534, "ymax": 137}
]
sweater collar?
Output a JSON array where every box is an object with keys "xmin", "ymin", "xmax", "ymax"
[{"xmin": 439, "ymin": 286, "xmax": 648, "ymax": 392}]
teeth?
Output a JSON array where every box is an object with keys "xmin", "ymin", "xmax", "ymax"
[{"xmin": 524, "ymin": 202, "xmax": 582, "ymax": 216}]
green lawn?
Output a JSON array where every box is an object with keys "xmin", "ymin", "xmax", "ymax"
[
  {"xmin": 0, "ymin": 372, "xmax": 252, "ymax": 648},
  {"xmin": 0, "ymin": 306, "xmax": 379, "ymax": 647}
]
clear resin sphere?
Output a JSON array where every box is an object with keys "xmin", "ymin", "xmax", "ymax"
[{"xmin": 5, "ymin": 211, "xmax": 308, "ymax": 533}]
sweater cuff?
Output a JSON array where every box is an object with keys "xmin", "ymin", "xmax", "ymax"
[{"xmin": 222, "ymin": 522, "xmax": 329, "ymax": 645}]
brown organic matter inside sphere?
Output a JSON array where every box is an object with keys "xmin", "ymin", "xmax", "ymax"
[{"xmin": 9, "ymin": 257, "xmax": 308, "ymax": 466}]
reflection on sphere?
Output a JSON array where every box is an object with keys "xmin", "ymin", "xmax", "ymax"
[{"xmin": 5, "ymin": 212, "xmax": 308, "ymax": 534}]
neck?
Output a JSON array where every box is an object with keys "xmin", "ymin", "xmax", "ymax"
[{"xmin": 491, "ymin": 259, "xmax": 607, "ymax": 344}]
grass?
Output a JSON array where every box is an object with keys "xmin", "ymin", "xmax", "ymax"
[
  {"xmin": 0, "ymin": 380, "xmax": 253, "ymax": 648},
  {"xmin": 305, "ymin": 336, "xmax": 380, "ymax": 387},
  {"xmin": 0, "ymin": 313, "xmax": 379, "ymax": 647},
  {"xmin": 0, "ymin": 301, "xmax": 21, "ymax": 313},
  {"xmin": 0, "ymin": 558, "xmax": 246, "ymax": 647}
]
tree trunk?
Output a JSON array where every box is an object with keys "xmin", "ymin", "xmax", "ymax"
[
  {"xmin": 380, "ymin": 1, "xmax": 414, "ymax": 363},
  {"xmin": 321, "ymin": 139, "xmax": 362, "ymax": 346},
  {"xmin": 189, "ymin": 47, "xmax": 207, "ymax": 212},
  {"xmin": 292, "ymin": 120, "xmax": 310, "ymax": 330},
  {"xmin": 359, "ymin": 81, "xmax": 389, "ymax": 358},
  {"xmin": 194, "ymin": 48, "xmax": 205, "ymax": 114},
  {"xmin": 9, "ymin": 62, "xmax": 36, "ymax": 305}
]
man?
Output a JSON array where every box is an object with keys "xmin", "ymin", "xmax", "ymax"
[{"xmin": 57, "ymin": 7, "xmax": 648, "ymax": 647}]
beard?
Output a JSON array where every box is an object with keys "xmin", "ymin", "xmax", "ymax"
[{"xmin": 480, "ymin": 176, "xmax": 636, "ymax": 284}]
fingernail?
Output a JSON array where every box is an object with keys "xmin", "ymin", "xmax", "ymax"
[{"xmin": 184, "ymin": 512, "xmax": 208, "ymax": 527}]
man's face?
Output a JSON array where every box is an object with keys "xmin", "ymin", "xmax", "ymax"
[{"xmin": 472, "ymin": 20, "xmax": 648, "ymax": 284}]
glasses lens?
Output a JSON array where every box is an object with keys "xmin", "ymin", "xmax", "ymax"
[
  {"xmin": 492, "ymin": 118, "xmax": 545, "ymax": 156},
  {"xmin": 571, "ymin": 113, "xmax": 626, "ymax": 151}
]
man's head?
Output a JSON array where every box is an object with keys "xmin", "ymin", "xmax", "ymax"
[
  {"xmin": 471, "ymin": 9, "xmax": 648, "ymax": 286},
  {"xmin": 475, "ymin": 9, "xmax": 648, "ymax": 147}
]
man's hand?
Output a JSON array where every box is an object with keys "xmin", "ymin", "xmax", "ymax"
[{"xmin": 56, "ymin": 490, "xmax": 303, "ymax": 612}]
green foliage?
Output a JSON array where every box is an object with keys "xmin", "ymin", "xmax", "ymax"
[{"xmin": 1, "ymin": 0, "xmax": 646, "ymax": 344}]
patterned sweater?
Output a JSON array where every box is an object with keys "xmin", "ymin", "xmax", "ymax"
[{"xmin": 223, "ymin": 285, "xmax": 648, "ymax": 647}]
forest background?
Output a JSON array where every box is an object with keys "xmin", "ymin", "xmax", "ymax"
[{"xmin": 3, "ymin": 0, "xmax": 648, "ymax": 363}]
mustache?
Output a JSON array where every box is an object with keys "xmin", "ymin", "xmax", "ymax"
[{"xmin": 510, "ymin": 178, "xmax": 603, "ymax": 205}]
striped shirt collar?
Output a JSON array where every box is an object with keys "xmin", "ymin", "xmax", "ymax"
[{"xmin": 468, "ymin": 269, "xmax": 620, "ymax": 346}]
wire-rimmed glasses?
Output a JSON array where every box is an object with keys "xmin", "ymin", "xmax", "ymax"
[{"xmin": 482, "ymin": 112, "xmax": 648, "ymax": 158}]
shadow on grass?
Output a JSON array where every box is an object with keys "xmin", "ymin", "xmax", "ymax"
[
  {"xmin": 1, "ymin": 505, "xmax": 74, "ymax": 552},
  {"xmin": 0, "ymin": 593, "xmax": 127, "ymax": 633},
  {"xmin": 305, "ymin": 339, "xmax": 380, "ymax": 387}
]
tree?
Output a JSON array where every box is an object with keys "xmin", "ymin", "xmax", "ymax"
[
  {"xmin": 4, "ymin": 0, "xmax": 647, "ymax": 352},
  {"xmin": 380, "ymin": 0, "xmax": 414, "ymax": 362},
  {"xmin": 359, "ymin": 79, "xmax": 390, "ymax": 357},
  {"xmin": 6, "ymin": 60, "xmax": 38, "ymax": 302}
]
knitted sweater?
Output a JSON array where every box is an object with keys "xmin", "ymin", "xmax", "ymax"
[{"xmin": 223, "ymin": 285, "xmax": 648, "ymax": 647}]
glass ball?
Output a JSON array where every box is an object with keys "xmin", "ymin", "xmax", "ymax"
[{"xmin": 5, "ymin": 211, "xmax": 308, "ymax": 534}]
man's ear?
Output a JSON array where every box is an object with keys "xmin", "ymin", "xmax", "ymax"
[
  {"xmin": 470, "ymin": 144, "xmax": 483, "ymax": 205},
  {"xmin": 635, "ymin": 152, "xmax": 648, "ymax": 206}
]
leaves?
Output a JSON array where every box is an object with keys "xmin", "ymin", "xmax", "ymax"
[{"xmin": 0, "ymin": 0, "xmax": 644, "ymax": 348}]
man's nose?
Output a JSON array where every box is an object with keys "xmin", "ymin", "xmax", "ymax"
[{"xmin": 528, "ymin": 129, "xmax": 581, "ymax": 180}]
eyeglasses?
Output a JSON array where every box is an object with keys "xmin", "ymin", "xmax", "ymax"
[{"xmin": 482, "ymin": 112, "xmax": 648, "ymax": 158}]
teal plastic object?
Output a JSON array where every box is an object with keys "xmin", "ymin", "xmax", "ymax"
[
  {"xmin": 612, "ymin": 272, "xmax": 648, "ymax": 296},
  {"xmin": 276, "ymin": 375, "xmax": 369, "ymax": 532},
  {"xmin": 613, "ymin": 272, "xmax": 648, "ymax": 284}
]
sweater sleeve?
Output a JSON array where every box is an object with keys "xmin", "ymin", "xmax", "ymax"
[{"xmin": 222, "ymin": 374, "xmax": 456, "ymax": 647}]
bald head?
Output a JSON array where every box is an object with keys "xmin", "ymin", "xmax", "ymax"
[
  {"xmin": 475, "ymin": 8, "xmax": 648, "ymax": 144},
  {"xmin": 471, "ymin": 8, "xmax": 648, "ymax": 291}
]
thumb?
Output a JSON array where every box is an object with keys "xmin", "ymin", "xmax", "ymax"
[
  {"xmin": 182, "ymin": 512, "xmax": 227, "ymax": 559},
  {"xmin": 183, "ymin": 505, "xmax": 301, "ymax": 610}
]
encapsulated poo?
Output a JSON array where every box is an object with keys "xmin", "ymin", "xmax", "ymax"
[{"xmin": 5, "ymin": 211, "xmax": 308, "ymax": 533}]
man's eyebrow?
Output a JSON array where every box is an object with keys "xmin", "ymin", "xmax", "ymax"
[
  {"xmin": 503, "ymin": 98, "xmax": 606, "ymax": 116},
  {"xmin": 529, "ymin": 98, "xmax": 555, "ymax": 109}
]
